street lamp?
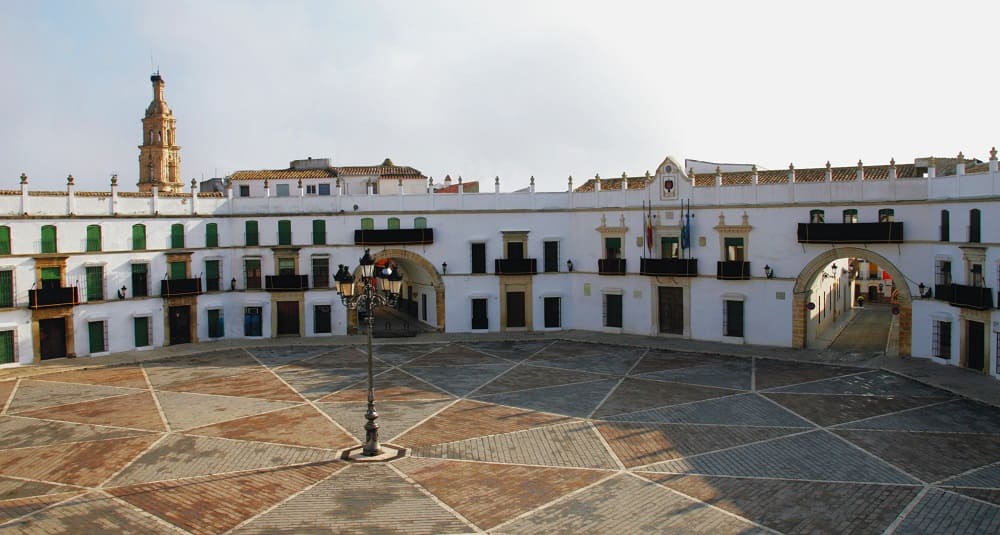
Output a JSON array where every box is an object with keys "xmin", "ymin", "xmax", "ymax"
[{"xmin": 333, "ymin": 249, "xmax": 403, "ymax": 456}]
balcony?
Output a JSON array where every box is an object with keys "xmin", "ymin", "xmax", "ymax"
[
  {"xmin": 28, "ymin": 287, "xmax": 79, "ymax": 308},
  {"xmin": 797, "ymin": 222, "xmax": 904, "ymax": 244},
  {"xmin": 160, "ymin": 278, "xmax": 202, "ymax": 297},
  {"xmin": 598, "ymin": 258, "xmax": 627, "ymax": 275},
  {"xmin": 933, "ymin": 284, "xmax": 953, "ymax": 302},
  {"xmin": 354, "ymin": 228, "xmax": 434, "ymax": 246},
  {"xmin": 495, "ymin": 258, "xmax": 537, "ymax": 275},
  {"xmin": 265, "ymin": 274, "xmax": 309, "ymax": 291},
  {"xmin": 640, "ymin": 258, "xmax": 698, "ymax": 277},
  {"xmin": 717, "ymin": 261, "xmax": 751, "ymax": 280},
  {"xmin": 205, "ymin": 277, "xmax": 222, "ymax": 292},
  {"xmin": 947, "ymin": 284, "xmax": 994, "ymax": 310}
]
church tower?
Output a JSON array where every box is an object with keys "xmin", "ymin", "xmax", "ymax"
[{"xmin": 138, "ymin": 73, "xmax": 182, "ymax": 192}]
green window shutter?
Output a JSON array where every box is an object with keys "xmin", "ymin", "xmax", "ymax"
[
  {"xmin": 170, "ymin": 224, "xmax": 184, "ymax": 248},
  {"xmin": 132, "ymin": 225, "xmax": 146, "ymax": 250},
  {"xmin": 843, "ymin": 209, "xmax": 858, "ymax": 223},
  {"xmin": 206, "ymin": 223, "xmax": 218, "ymax": 248},
  {"xmin": 0, "ymin": 271, "xmax": 13, "ymax": 308},
  {"xmin": 41, "ymin": 225, "xmax": 57, "ymax": 253},
  {"xmin": 809, "ymin": 209, "xmax": 825, "ymax": 223},
  {"xmin": 278, "ymin": 220, "xmax": 292, "ymax": 245},
  {"xmin": 86, "ymin": 266, "xmax": 104, "ymax": 301},
  {"xmin": 169, "ymin": 261, "xmax": 187, "ymax": 280},
  {"xmin": 387, "ymin": 217, "xmax": 400, "ymax": 230},
  {"xmin": 0, "ymin": 330, "xmax": 14, "ymax": 364},
  {"xmin": 661, "ymin": 237, "xmax": 679, "ymax": 259},
  {"xmin": 205, "ymin": 260, "xmax": 219, "ymax": 280},
  {"xmin": 414, "ymin": 217, "xmax": 427, "ymax": 229},
  {"xmin": 86, "ymin": 225, "xmax": 101, "ymax": 252},
  {"xmin": 134, "ymin": 317, "xmax": 149, "ymax": 347},
  {"xmin": 88, "ymin": 321, "xmax": 105, "ymax": 353},
  {"xmin": 312, "ymin": 220, "xmax": 326, "ymax": 245},
  {"xmin": 41, "ymin": 267, "xmax": 61, "ymax": 282},
  {"xmin": 245, "ymin": 221, "xmax": 259, "ymax": 246},
  {"xmin": 207, "ymin": 309, "xmax": 223, "ymax": 338},
  {"xmin": 0, "ymin": 226, "xmax": 10, "ymax": 255},
  {"xmin": 361, "ymin": 218, "xmax": 374, "ymax": 230}
]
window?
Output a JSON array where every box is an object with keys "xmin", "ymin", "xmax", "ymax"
[
  {"xmin": 244, "ymin": 258, "xmax": 262, "ymax": 289},
  {"xmin": 86, "ymin": 266, "xmax": 104, "ymax": 301},
  {"xmin": 169, "ymin": 261, "xmax": 187, "ymax": 280},
  {"xmin": 278, "ymin": 258, "xmax": 295, "ymax": 276},
  {"xmin": 660, "ymin": 237, "xmax": 680, "ymax": 259},
  {"xmin": 605, "ymin": 237, "xmax": 622, "ymax": 259},
  {"xmin": 88, "ymin": 320, "xmax": 107, "ymax": 353},
  {"xmin": 131, "ymin": 264, "xmax": 149, "ymax": 297},
  {"xmin": 969, "ymin": 209, "xmax": 981, "ymax": 243},
  {"xmin": 0, "ymin": 330, "xmax": 14, "ymax": 364},
  {"xmin": 244, "ymin": 306, "xmax": 263, "ymax": 336},
  {"xmin": 932, "ymin": 320, "xmax": 952, "ymax": 359},
  {"xmin": 312, "ymin": 219, "xmax": 326, "ymax": 245},
  {"xmin": 724, "ymin": 300, "xmax": 745, "ymax": 338},
  {"xmin": 84, "ymin": 225, "xmax": 101, "ymax": 252},
  {"xmin": 278, "ymin": 220, "xmax": 292, "ymax": 246},
  {"xmin": 239, "ymin": 185, "xmax": 250, "ymax": 197},
  {"xmin": 205, "ymin": 223, "xmax": 219, "ymax": 248},
  {"xmin": 878, "ymin": 208, "xmax": 894, "ymax": 223},
  {"xmin": 544, "ymin": 296, "xmax": 561, "ymax": 328},
  {"xmin": 507, "ymin": 241, "xmax": 524, "ymax": 260},
  {"xmin": 205, "ymin": 260, "xmax": 220, "ymax": 291},
  {"xmin": 318, "ymin": 183, "xmax": 331, "ymax": 196},
  {"xmin": 387, "ymin": 217, "xmax": 401, "ymax": 230},
  {"xmin": 843, "ymin": 209, "xmax": 858, "ymax": 224},
  {"xmin": 471, "ymin": 243, "xmax": 487, "ymax": 273},
  {"xmin": 809, "ymin": 209, "xmax": 825, "ymax": 224},
  {"xmin": 471, "ymin": 298, "xmax": 488, "ymax": 329},
  {"xmin": 414, "ymin": 217, "xmax": 427, "ymax": 229},
  {"xmin": 134, "ymin": 317, "xmax": 151, "ymax": 347},
  {"xmin": 41, "ymin": 225, "xmax": 57, "ymax": 253},
  {"xmin": 314, "ymin": 305, "xmax": 331, "ymax": 334},
  {"xmin": 245, "ymin": 221, "xmax": 259, "ymax": 246},
  {"xmin": 0, "ymin": 226, "xmax": 9, "ymax": 255},
  {"xmin": 276, "ymin": 184, "xmax": 290, "ymax": 197},
  {"xmin": 0, "ymin": 270, "xmax": 13, "ymax": 308},
  {"xmin": 132, "ymin": 224, "xmax": 146, "ymax": 250},
  {"xmin": 306, "ymin": 185, "xmax": 317, "ymax": 195},
  {"xmin": 940, "ymin": 210, "xmax": 950, "ymax": 242},
  {"xmin": 543, "ymin": 241, "xmax": 559, "ymax": 272},
  {"xmin": 604, "ymin": 293, "xmax": 623, "ymax": 328},
  {"xmin": 40, "ymin": 267, "xmax": 60, "ymax": 289},
  {"xmin": 170, "ymin": 223, "xmax": 184, "ymax": 248},
  {"xmin": 971, "ymin": 264, "xmax": 984, "ymax": 288},
  {"xmin": 724, "ymin": 237, "xmax": 745, "ymax": 261},
  {"xmin": 207, "ymin": 309, "xmax": 224, "ymax": 338},
  {"xmin": 935, "ymin": 260, "xmax": 952, "ymax": 286},
  {"xmin": 312, "ymin": 257, "xmax": 329, "ymax": 288},
  {"xmin": 361, "ymin": 217, "xmax": 374, "ymax": 230}
]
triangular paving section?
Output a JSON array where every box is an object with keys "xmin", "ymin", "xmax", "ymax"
[
  {"xmin": 406, "ymin": 343, "xmax": 509, "ymax": 367},
  {"xmin": 0, "ymin": 475, "xmax": 81, "ymax": 501},
  {"xmin": 834, "ymin": 429, "xmax": 1000, "ymax": 483},
  {"xmin": 499, "ymin": 473, "xmax": 761, "ymax": 534},
  {"xmin": 596, "ymin": 421, "xmax": 802, "ymax": 468},
  {"xmin": 317, "ymin": 368, "xmax": 452, "ymax": 402},
  {"xmin": 108, "ymin": 461, "xmax": 345, "ymax": 535},
  {"xmin": 629, "ymin": 350, "xmax": 725, "ymax": 375},
  {"xmin": 6, "ymin": 380, "xmax": 141, "ymax": 414},
  {"xmin": 0, "ymin": 381, "xmax": 15, "ymax": 411},
  {"xmin": 534, "ymin": 340, "xmax": 640, "ymax": 359},
  {"xmin": 636, "ymin": 361, "xmax": 752, "ymax": 390},
  {"xmin": 835, "ymin": 399, "xmax": 1000, "ymax": 433},
  {"xmin": 316, "ymin": 399, "xmax": 453, "ymax": 443},
  {"xmin": 764, "ymin": 392, "xmax": 950, "ymax": 427},
  {"xmin": 231, "ymin": 464, "xmax": 470, "ymax": 534},
  {"xmin": 754, "ymin": 359, "xmax": 863, "ymax": 390},
  {"xmin": 893, "ymin": 488, "xmax": 1000, "ymax": 534},
  {"xmin": 0, "ymin": 435, "xmax": 159, "ymax": 487},
  {"xmin": 941, "ymin": 463, "xmax": 1000, "ymax": 489},
  {"xmin": 592, "ymin": 377, "xmax": 735, "ymax": 419},
  {"xmin": 472, "ymin": 364, "xmax": 611, "ymax": 397},
  {"xmin": 642, "ymin": 430, "xmax": 919, "ymax": 484},
  {"xmin": 460, "ymin": 340, "xmax": 550, "ymax": 361},
  {"xmin": 394, "ymin": 457, "xmax": 611, "ymax": 530},
  {"xmin": 245, "ymin": 345, "xmax": 332, "ymax": 367},
  {"xmin": 274, "ymin": 366, "xmax": 369, "ymax": 400},
  {"xmin": 106, "ymin": 434, "xmax": 339, "ymax": 486},
  {"xmin": 159, "ymin": 369, "xmax": 303, "ymax": 401},
  {"xmin": 605, "ymin": 393, "xmax": 812, "ymax": 427},
  {"xmin": 155, "ymin": 391, "xmax": 299, "ymax": 431},
  {"xmin": 410, "ymin": 420, "xmax": 617, "ymax": 469},
  {"xmin": 766, "ymin": 369, "xmax": 951, "ymax": 396},
  {"xmin": 186, "ymin": 404, "xmax": 358, "ymax": 450},
  {"xmin": 402, "ymin": 363, "xmax": 514, "ymax": 397},
  {"xmin": 16, "ymin": 391, "xmax": 165, "ymax": 431},
  {"xmin": 0, "ymin": 491, "xmax": 84, "ymax": 525},
  {"xmin": 526, "ymin": 353, "xmax": 643, "ymax": 376},
  {"xmin": 0, "ymin": 491, "xmax": 171, "ymax": 533},
  {"xmin": 369, "ymin": 343, "xmax": 445, "ymax": 365},
  {"xmin": 474, "ymin": 378, "xmax": 620, "ymax": 418},
  {"xmin": 947, "ymin": 488, "xmax": 1000, "ymax": 507},
  {"xmin": 295, "ymin": 346, "xmax": 380, "ymax": 369},
  {"xmin": 32, "ymin": 366, "xmax": 149, "ymax": 389},
  {"xmin": 0, "ymin": 416, "xmax": 151, "ymax": 450},
  {"xmin": 646, "ymin": 473, "xmax": 921, "ymax": 534},
  {"xmin": 143, "ymin": 349, "xmax": 264, "ymax": 387},
  {"xmin": 394, "ymin": 399, "xmax": 577, "ymax": 448}
]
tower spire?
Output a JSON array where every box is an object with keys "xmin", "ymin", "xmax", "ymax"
[{"xmin": 138, "ymin": 73, "xmax": 182, "ymax": 193}]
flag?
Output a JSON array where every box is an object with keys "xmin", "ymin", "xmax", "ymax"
[
  {"xmin": 681, "ymin": 200, "xmax": 691, "ymax": 249},
  {"xmin": 645, "ymin": 204, "xmax": 653, "ymax": 255}
]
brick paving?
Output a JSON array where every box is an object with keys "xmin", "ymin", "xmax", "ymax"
[{"xmin": 1, "ymin": 337, "xmax": 999, "ymax": 533}]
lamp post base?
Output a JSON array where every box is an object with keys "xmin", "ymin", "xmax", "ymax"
[{"xmin": 340, "ymin": 443, "xmax": 407, "ymax": 463}]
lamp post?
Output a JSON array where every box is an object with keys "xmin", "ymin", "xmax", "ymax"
[{"xmin": 333, "ymin": 249, "xmax": 403, "ymax": 456}]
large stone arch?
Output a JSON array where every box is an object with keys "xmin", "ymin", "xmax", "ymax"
[
  {"xmin": 345, "ymin": 248, "xmax": 445, "ymax": 333},
  {"xmin": 792, "ymin": 247, "xmax": 912, "ymax": 356}
]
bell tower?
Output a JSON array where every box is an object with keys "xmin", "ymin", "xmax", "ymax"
[{"xmin": 138, "ymin": 73, "xmax": 182, "ymax": 192}]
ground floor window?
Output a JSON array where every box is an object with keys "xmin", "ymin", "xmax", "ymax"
[
  {"xmin": 207, "ymin": 309, "xmax": 224, "ymax": 338},
  {"xmin": 88, "ymin": 320, "xmax": 107, "ymax": 353},
  {"xmin": 244, "ymin": 306, "xmax": 263, "ymax": 336},
  {"xmin": 604, "ymin": 293, "xmax": 623, "ymax": 328},
  {"xmin": 0, "ymin": 330, "xmax": 15, "ymax": 364},
  {"xmin": 314, "ymin": 305, "xmax": 331, "ymax": 334},
  {"xmin": 932, "ymin": 320, "xmax": 951, "ymax": 359},
  {"xmin": 134, "ymin": 317, "xmax": 150, "ymax": 347},
  {"xmin": 544, "ymin": 297, "xmax": 561, "ymax": 328},
  {"xmin": 724, "ymin": 300, "xmax": 744, "ymax": 338},
  {"xmin": 471, "ymin": 298, "xmax": 488, "ymax": 329}
]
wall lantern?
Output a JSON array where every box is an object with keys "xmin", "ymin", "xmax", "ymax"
[
  {"xmin": 230, "ymin": 277, "xmax": 237, "ymax": 291},
  {"xmin": 567, "ymin": 259, "xmax": 574, "ymax": 272},
  {"xmin": 764, "ymin": 264, "xmax": 774, "ymax": 279},
  {"xmin": 442, "ymin": 262, "xmax": 447, "ymax": 274}
]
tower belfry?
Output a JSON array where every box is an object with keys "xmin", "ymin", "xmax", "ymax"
[{"xmin": 138, "ymin": 73, "xmax": 182, "ymax": 192}]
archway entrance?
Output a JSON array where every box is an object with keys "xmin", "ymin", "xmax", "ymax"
[
  {"xmin": 793, "ymin": 247, "xmax": 912, "ymax": 356},
  {"xmin": 345, "ymin": 249, "xmax": 445, "ymax": 334}
]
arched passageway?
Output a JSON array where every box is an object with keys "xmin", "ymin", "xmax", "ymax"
[{"xmin": 345, "ymin": 248, "xmax": 445, "ymax": 334}]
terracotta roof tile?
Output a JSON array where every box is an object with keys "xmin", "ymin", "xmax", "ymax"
[
  {"xmin": 436, "ymin": 181, "xmax": 480, "ymax": 193},
  {"xmin": 695, "ymin": 163, "xmax": 923, "ymax": 187},
  {"xmin": 573, "ymin": 176, "xmax": 653, "ymax": 192},
  {"xmin": 229, "ymin": 169, "xmax": 337, "ymax": 181},
  {"xmin": 336, "ymin": 165, "xmax": 422, "ymax": 176}
]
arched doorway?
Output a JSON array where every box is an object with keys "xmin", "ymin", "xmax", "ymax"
[
  {"xmin": 793, "ymin": 247, "xmax": 912, "ymax": 356},
  {"xmin": 344, "ymin": 249, "xmax": 445, "ymax": 333}
]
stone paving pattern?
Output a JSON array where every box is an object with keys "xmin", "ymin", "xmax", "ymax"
[{"xmin": 0, "ymin": 339, "xmax": 998, "ymax": 533}]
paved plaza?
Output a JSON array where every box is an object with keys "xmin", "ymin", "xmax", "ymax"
[{"xmin": 1, "ymin": 339, "xmax": 999, "ymax": 533}]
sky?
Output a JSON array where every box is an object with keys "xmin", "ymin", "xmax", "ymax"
[{"xmin": 2, "ymin": 0, "xmax": 998, "ymax": 192}]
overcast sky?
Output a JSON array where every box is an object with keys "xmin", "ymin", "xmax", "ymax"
[{"xmin": 2, "ymin": 1, "xmax": 998, "ymax": 192}]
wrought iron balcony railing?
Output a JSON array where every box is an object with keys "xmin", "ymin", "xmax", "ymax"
[{"xmin": 640, "ymin": 258, "xmax": 698, "ymax": 277}]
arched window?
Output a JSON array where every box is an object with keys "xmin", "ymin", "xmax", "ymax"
[
  {"xmin": 878, "ymin": 208, "xmax": 894, "ymax": 223},
  {"xmin": 940, "ymin": 210, "xmax": 950, "ymax": 242},
  {"xmin": 132, "ymin": 224, "xmax": 146, "ymax": 250},
  {"xmin": 387, "ymin": 217, "xmax": 400, "ymax": 230},
  {"xmin": 40, "ymin": 225, "xmax": 57, "ymax": 253},
  {"xmin": 170, "ymin": 223, "xmax": 184, "ymax": 249},
  {"xmin": 85, "ymin": 225, "xmax": 101, "ymax": 252},
  {"xmin": 245, "ymin": 221, "xmax": 259, "ymax": 246},
  {"xmin": 969, "ymin": 209, "xmax": 981, "ymax": 243},
  {"xmin": 205, "ymin": 223, "xmax": 218, "ymax": 248},
  {"xmin": 842, "ymin": 209, "xmax": 858, "ymax": 224},
  {"xmin": 0, "ymin": 226, "xmax": 10, "ymax": 255},
  {"xmin": 809, "ymin": 210, "xmax": 824, "ymax": 224},
  {"xmin": 360, "ymin": 217, "xmax": 374, "ymax": 230},
  {"xmin": 414, "ymin": 217, "xmax": 427, "ymax": 229},
  {"xmin": 278, "ymin": 220, "xmax": 292, "ymax": 245}
]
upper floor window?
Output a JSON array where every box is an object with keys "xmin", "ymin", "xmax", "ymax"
[
  {"xmin": 543, "ymin": 240, "xmax": 559, "ymax": 272},
  {"xmin": 312, "ymin": 220, "xmax": 326, "ymax": 245},
  {"xmin": 239, "ymin": 185, "xmax": 250, "ymax": 197},
  {"xmin": 387, "ymin": 217, "xmax": 401, "ymax": 230},
  {"xmin": 40, "ymin": 225, "xmax": 57, "ymax": 253},
  {"xmin": 132, "ymin": 224, "xmax": 146, "ymax": 250},
  {"xmin": 843, "ymin": 209, "xmax": 858, "ymax": 224},
  {"xmin": 306, "ymin": 185, "xmax": 317, "ymax": 195},
  {"xmin": 318, "ymin": 183, "xmax": 331, "ymax": 196},
  {"xmin": 360, "ymin": 217, "xmax": 374, "ymax": 230},
  {"xmin": 0, "ymin": 226, "xmax": 10, "ymax": 255},
  {"xmin": 414, "ymin": 217, "xmax": 427, "ymax": 229},
  {"xmin": 661, "ymin": 236, "xmax": 680, "ymax": 259},
  {"xmin": 969, "ymin": 209, "xmax": 981, "ymax": 243},
  {"xmin": 245, "ymin": 221, "xmax": 259, "ymax": 246},
  {"xmin": 276, "ymin": 184, "xmax": 290, "ymax": 197},
  {"xmin": 278, "ymin": 220, "xmax": 292, "ymax": 246},
  {"xmin": 205, "ymin": 223, "xmax": 219, "ymax": 248},
  {"xmin": 471, "ymin": 242, "xmax": 487, "ymax": 274},
  {"xmin": 604, "ymin": 237, "xmax": 621, "ymax": 260},
  {"xmin": 724, "ymin": 237, "xmax": 745, "ymax": 261},
  {"xmin": 935, "ymin": 259, "xmax": 952, "ymax": 286},
  {"xmin": 85, "ymin": 225, "xmax": 102, "ymax": 252},
  {"xmin": 809, "ymin": 209, "xmax": 825, "ymax": 224},
  {"xmin": 0, "ymin": 270, "xmax": 13, "ymax": 308},
  {"xmin": 170, "ymin": 223, "xmax": 184, "ymax": 249},
  {"xmin": 878, "ymin": 208, "xmax": 894, "ymax": 223},
  {"xmin": 940, "ymin": 210, "xmax": 950, "ymax": 242}
]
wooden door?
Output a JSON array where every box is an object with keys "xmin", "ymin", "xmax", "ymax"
[
  {"xmin": 658, "ymin": 286, "xmax": 684, "ymax": 334},
  {"xmin": 506, "ymin": 291, "xmax": 525, "ymax": 328},
  {"xmin": 169, "ymin": 306, "xmax": 191, "ymax": 345},
  {"xmin": 277, "ymin": 301, "xmax": 300, "ymax": 336},
  {"xmin": 39, "ymin": 318, "xmax": 67, "ymax": 359},
  {"xmin": 967, "ymin": 320, "xmax": 985, "ymax": 371}
]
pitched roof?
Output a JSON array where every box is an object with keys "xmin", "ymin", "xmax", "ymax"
[
  {"xmin": 573, "ymin": 176, "xmax": 653, "ymax": 192},
  {"xmin": 228, "ymin": 163, "xmax": 425, "ymax": 181},
  {"xmin": 435, "ymin": 181, "xmax": 480, "ymax": 193},
  {"xmin": 692, "ymin": 163, "xmax": 922, "ymax": 187}
]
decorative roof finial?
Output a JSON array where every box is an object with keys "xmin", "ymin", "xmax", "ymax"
[
  {"xmin": 825, "ymin": 161, "xmax": 831, "ymax": 169},
  {"xmin": 458, "ymin": 175, "xmax": 463, "ymax": 184},
  {"xmin": 191, "ymin": 178, "xmax": 197, "ymax": 188},
  {"xmin": 20, "ymin": 173, "xmax": 27, "ymax": 185},
  {"xmin": 789, "ymin": 162, "xmax": 794, "ymax": 170},
  {"xmin": 645, "ymin": 170, "xmax": 651, "ymax": 179},
  {"xmin": 621, "ymin": 171, "xmax": 628, "ymax": 179},
  {"xmin": 530, "ymin": 175, "xmax": 535, "ymax": 185},
  {"xmin": 991, "ymin": 147, "xmax": 998, "ymax": 160},
  {"xmin": 890, "ymin": 157, "xmax": 896, "ymax": 167},
  {"xmin": 66, "ymin": 174, "xmax": 74, "ymax": 185},
  {"xmin": 957, "ymin": 151, "xmax": 965, "ymax": 159},
  {"xmin": 495, "ymin": 175, "xmax": 500, "ymax": 185},
  {"xmin": 857, "ymin": 159, "xmax": 863, "ymax": 168},
  {"xmin": 751, "ymin": 164, "xmax": 757, "ymax": 172},
  {"xmin": 110, "ymin": 174, "xmax": 118, "ymax": 186},
  {"xmin": 715, "ymin": 166, "xmax": 721, "ymax": 175}
]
